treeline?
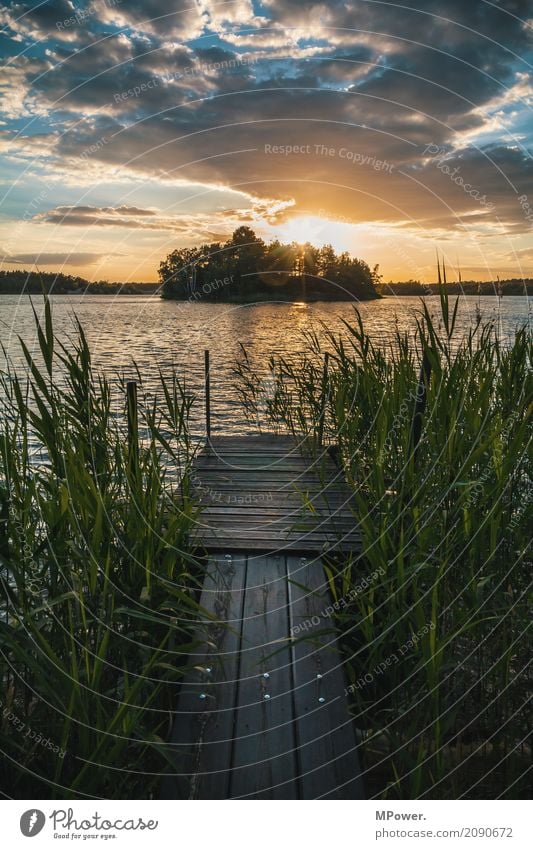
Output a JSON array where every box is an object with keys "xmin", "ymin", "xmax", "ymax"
[
  {"xmin": 159, "ymin": 226, "xmax": 380, "ymax": 302},
  {"xmin": 379, "ymin": 278, "xmax": 533, "ymax": 296},
  {"xmin": 0, "ymin": 270, "xmax": 158, "ymax": 294}
]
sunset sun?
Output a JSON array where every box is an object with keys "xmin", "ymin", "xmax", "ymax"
[{"xmin": 267, "ymin": 214, "xmax": 354, "ymax": 253}]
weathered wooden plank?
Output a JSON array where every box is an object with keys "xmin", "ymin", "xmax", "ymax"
[
  {"xmin": 195, "ymin": 452, "xmax": 302, "ymax": 460},
  {"xmin": 195, "ymin": 452, "xmax": 312, "ymax": 461},
  {"xmin": 161, "ymin": 553, "xmax": 246, "ymax": 799},
  {"xmin": 196, "ymin": 541, "xmax": 347, "ymax": 553},
  {"xmin": 196, "ymin": 527, "xmax": 358, "ymax": 538},
  {"xmin": 202, "ymin": 441, "xmax": 295, "ymax": 454},
  {"xmin": 287, "ymin": 554, "xmax": 364, "ymax": 798},
  {"xmin": 196, "ymin": 519, "xmax": 355, "ymax": 530},
  {"xmin": 197, "ymin": 508, "xmax": 357, "ymax": 521},
  {"xmin": 193, "ymin": 479, "xmax": 351, "ymax": 489},
  {"xmin": 194, "ymin": 485, "xmax": 351, "ymax": 497},
  {"xmin": 197, "ymin": 453, "xmax": 292, "ymax": 460},
  {"xmin": 230, "ymin": 554, "xmax": 298, "ymax": 798},
  {"xmin": 197, "ymin": 518, "xmax": 358, "ymax": 531},
  {"xmin": 194, "ymin": 535, "xmax": 359, "ymax": 550},
  {"xmin": 199, "ymin": 502, "xmax": 355, "ymax": 513},
  {"xmin": 192, "ymin": 528, "xmax": 359, "ymax": 542},
  {"xmin": 193, "ymin": 467, "xmax": 345, "ymax": 479},
  {"xmin": 199, "ymin": 506, "xmax": 354, "ymax": 516},
  {"xmin": 196, "ymin": 491, "xmax": 355, "ymax": 504},
  {"xmin": 195, "ymin": 524, "xmax": 359, "ymax": 539},
  {"xmin": 192, "ymin": 472, "xmax": 334, "ymax": 482},
  {"xmin": 193, "ymin": 484, "xmax": 351, "ymax": 498},
  {"xmin": 194, "ymin": 536, "xmax": 359, "ymax": 554},
  {"xmin": 198, "ymin": 446, "xmax": 299, "ymax": 454},
  {"xmin": 196, "ymin": 450, "xmax": 333, "ymax": 462},
  {"xmin": 194, "ymin": 521, "xmax": 359, "ymax": 535},
  {"xmin": 205, "ymin": 438, "xmax": 293, "ymax": 443}
]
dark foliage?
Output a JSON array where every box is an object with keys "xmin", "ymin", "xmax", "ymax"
[
  {"xmin": 159, "ymin": 226, "xmax": 380, "ymax": 302},
  {"xmin": 0, "ymin": 270, "xmax": 157, "ymax": 294}
]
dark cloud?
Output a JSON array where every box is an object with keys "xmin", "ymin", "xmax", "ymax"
[
  {"xmin": 31, "ymin": 203, "xmax": 257, "ymax": 242},
  {"xmin": 0, "ymin": 1, "xmax": 83, "ymax": 41},
  {"xmin": 94, "ymin": 0, "xmax": 206, "ymax": 39},
  {"xmin": 44, "ymin": 205, "xmax": 157, "ymax": 216},
  {"xmin": 1, "ymin": 0, "xmax": 532, "ymax": 241},
  {"xmin": 34, "ymin": 204, "xmax": 180, "ymax": 229},
  {"xmin": 43, "ymin": 80, "xmax": 532, "ymax": 232}
]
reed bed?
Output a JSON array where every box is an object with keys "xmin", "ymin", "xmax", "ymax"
[
  {"xmin": 235, "ymin": 289, "xmax": 532, "ymax": 799},
  {"xmin": 0, "ymin": 299, "xmax": 202, "ymax": 798}
]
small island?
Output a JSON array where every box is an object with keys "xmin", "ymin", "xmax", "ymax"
[{"xmin": 158, "ymin": 226, "xmax": 381, "ymax": 302}]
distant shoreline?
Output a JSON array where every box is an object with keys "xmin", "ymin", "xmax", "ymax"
[
  {"xmin": 1, "ymin": 270, "xmax": 531, "ymax": 297},
  {"xmin": 379, "ymin": 281, "xmax": 532, "ymax": 296}
]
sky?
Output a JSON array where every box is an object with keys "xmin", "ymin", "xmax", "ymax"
[{"xmin": 0, "ymin": 0, "xmax": 532, "ymax": 283}]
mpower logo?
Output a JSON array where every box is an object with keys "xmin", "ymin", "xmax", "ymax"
[{"xmin": 20, "ymin": 810, "xmax": 46, "ymax": 837}]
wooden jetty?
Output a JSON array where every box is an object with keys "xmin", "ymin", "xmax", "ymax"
[
  {"xmin": 160, "ymin": 354, "xmax": 364, "ymax": 799},
  {"xmin": 191, "ymin": 435, "xmax": 360, "ymax": 552}
]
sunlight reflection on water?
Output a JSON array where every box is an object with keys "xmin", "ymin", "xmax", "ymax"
[{"xmin": 1, "ymin": 294, "xmax": 530, "ymax": 439}]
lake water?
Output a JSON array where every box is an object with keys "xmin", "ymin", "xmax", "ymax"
[{"xmin": 0, "ymin": 294, "xmax": 530, "ymax": 437}]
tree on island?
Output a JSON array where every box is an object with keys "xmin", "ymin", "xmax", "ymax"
[{"xmin": 159, "ymin": 226, "xmax": 380, "ymax": 302}]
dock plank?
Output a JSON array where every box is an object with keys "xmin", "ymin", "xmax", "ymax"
[
  {"xmin": 230, "ymin": 554, "xmax": 298, "ymax": 799},
  {"xmin": 190, "ymin": 435, "xmax": 360, "ymax": 554},
  {"xmin": 161, "ymin": 552, "xmax": 246, "ymax": 799},
  {"xmin": 288, "ymin": 554, "xmax": 364, "ymax": 798}
]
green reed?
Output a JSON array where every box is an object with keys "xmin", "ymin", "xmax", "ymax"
[
  {"xmin": 0, "ymin": 298, "xmax": 202, "ymax": 798},
  {"xmin": 235, "ymin": 288, "xmax": 532, "ymax": 799}
]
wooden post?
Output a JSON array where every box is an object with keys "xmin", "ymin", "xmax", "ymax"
[
  {"xmin": 204, "ymin": 350, "xmax": 211, "ymax": 442},
  {"xmin": 317, "ymin": 351, "xmax": 330, "ymax": 448},
  {"xmin": 126, "ymin": 380, "xmax": 139, "ymax": 482}
]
